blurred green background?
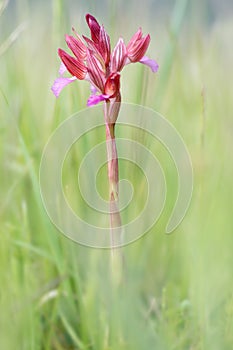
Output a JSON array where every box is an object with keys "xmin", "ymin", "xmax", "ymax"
[{"xmin": 1, "ymin": 0, "xmax": 233, "ymax": 349}]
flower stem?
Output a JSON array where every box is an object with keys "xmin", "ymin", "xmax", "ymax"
[
  {"xmin": 104, "ymin": 99, "xmax": 124, "ymax": 283},
  {"xmin": 105, "ymin": 121, "xmax": 122, "ymax": 248}
]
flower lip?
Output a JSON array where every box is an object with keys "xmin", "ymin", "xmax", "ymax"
[
  {"xmin": 87, "ymin": 93, "xmax": 109, "ymax": 107},
  {"xmin": 140, "ymin": 56, "xmax": 159, "ymax": 72},
  {"xmin": 59, "ymin": 62, "xmax": 67, "ymax": 75},
  {"xmin": 51, "ymin": 76, "xmax": 77, "ymax": 98},
  {"xmin": 104, "ymin": 72, "xmax": 121, "ymax": 98}
]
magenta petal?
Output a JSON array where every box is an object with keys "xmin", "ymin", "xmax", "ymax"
[
  {"xmin": 139, "ymin": 56, "xmax": 159, "ymax": 73},
  {"xmin": 90, "ymin": 84, "xmax": 98, "ymax": 95},
  {"xmin": 59, "ymin": 62, "xmax": 67, "ymax": 75},
  {"xmin": 51, "ymin": 76, "xmax": 77, "ymax": 97},
  {"xmin": 87, "ymin": 94, "xmax": 109, "ymax": 107}
]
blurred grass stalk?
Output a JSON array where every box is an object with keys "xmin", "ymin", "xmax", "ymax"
[
  {"xmin": 0, "ymin": 0, "xmax": 8, "ymax": 17},
  {"xmin": 52, "ymin": 0, "xmax": 67, "ymax": 41},
  {"xmin": 0, "ymin": 22, "xmax": 27, "ymax": 56},
  {"xmin": 0, "ymin": 0, "xmax": 27, "ymax": 57},
  {"xmin": 156, "ymin": 0, "xmax": 189, "ymax": 108},
  {"xmin": 1, "ymin": 0, "xmax": 233, "ymax": 348}
]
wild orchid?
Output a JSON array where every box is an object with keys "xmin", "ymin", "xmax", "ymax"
[{"xmin": 51, "ymin": 14, "xmax": 158, "ymax": 247}]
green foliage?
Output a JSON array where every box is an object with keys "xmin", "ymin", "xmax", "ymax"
[{"xmin": 1, "ymin": 0, "xmax": 233, "ymax": 349}]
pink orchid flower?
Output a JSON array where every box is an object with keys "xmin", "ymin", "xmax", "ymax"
[
  {"xmin": 51, "ymin": 14, "xmax": 159, "ymax": 249},
  {"xmin": 51, "ymin": 14, "xmax": 159, "ymax": 116}
]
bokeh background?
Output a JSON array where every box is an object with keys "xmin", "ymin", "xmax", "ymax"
[{"xmin": 1, "ymin": 0, "xmax": 233, "ymax": 349}]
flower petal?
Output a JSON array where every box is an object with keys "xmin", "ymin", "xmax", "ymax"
[
  {"xmin": 59, "ymin": 62, "xmax": 67, "ymax": 75},
  {"xmin": 127, "ymin": 34, "xmax": 150, "ymax": 62},
  {"xmin": 139, "ymin": 56, "xmax": 159, "ymax": 72},
  {"xmin": 51, "ymin": 76, "xmax": 77, "ymax": 97},
  {"xmin": 86, "ymin": 50, "xmax": 105, "ymax": 91},
  {"xmin": 104, "ymin": 72, "xmax": 121, "ymax": 98},
  {"xmin": 99, "ymin": 25, "xmax": 111, "ymax": 65},
  {"xmin": 65, "ymin": 34, "xmax": 87, "ymax": 59},
  {"xmin": 87, "ymin": 93, "xmax": 109, "ymax": 107},
  {"xmin": 90, "ymin": 84, "xmax": 98, "ymax": 94},
  {"xmin": 127, "ymin": 28, "xmax": 143, "ymax": 52},
  {"xmin": 58, "ymin": 48, "xmax": 87, "ymax": 80},
  {"xmin": 86, "ymin": 14, "xmax": 101, "ymax": 43},
  {"xmin": 111, "ymin": 38, "xmax": 127, "ymax": 72}
]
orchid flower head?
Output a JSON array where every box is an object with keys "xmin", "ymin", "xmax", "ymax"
[{"xmin": 51, "ymin": 14, "xmax": 159, "ymax": 106}]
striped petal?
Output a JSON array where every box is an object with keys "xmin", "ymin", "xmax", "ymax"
[
  {"xmin": 86, "ymin": 14, "xmax": 101, "ymax": 43},
  {"xmin": 58, "ymin": 49, "xmax": 87, "ymax": 80},
  {"xmin": 86, "ymin": 50, "xmax": 105, "ymax": 91},
  {"xmin": 99, "ymin": 25, "xmax": 111, "ymax": 65},
  {"xmin": 111, "ymin": 38, "xmax": 127, "ymax": 72},
  {"xmin": 65, "ymin": 34, "xmax": 87, "ymax": 60},
  {"xmin": 127, "ymin": 34, "xmax": 150, "ymax": 62}
]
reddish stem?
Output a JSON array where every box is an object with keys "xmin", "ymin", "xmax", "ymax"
[{"xmin": 104, "ymin": 101, "xmax": 122, "ymax": 248}]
